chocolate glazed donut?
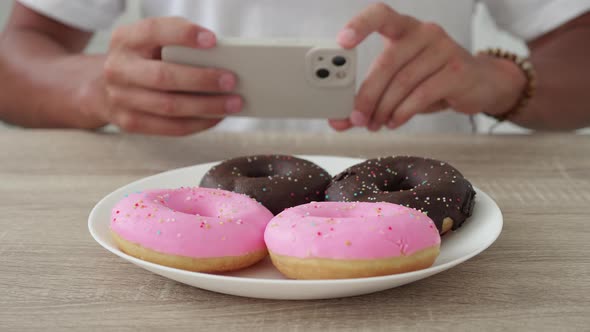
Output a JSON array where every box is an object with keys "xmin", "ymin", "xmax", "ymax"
[
  {"xmin": 200, "ymin": 155, "xmax": 331, "ymax": 215},
  {"xmin": 326, "ymin": 156, "xmax": 476, "ymax": 234}
]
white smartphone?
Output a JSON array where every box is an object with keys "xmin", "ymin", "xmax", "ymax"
[{"xmin": 161, "ymin": 39, "xmax": 356, "ymax": 119}]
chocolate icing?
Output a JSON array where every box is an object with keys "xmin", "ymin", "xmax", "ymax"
[
  {"xmin": 200, "ymin": 155, "xmax": 331, "ymax": 215},
  {"xmin": 326, "ymin": 156, "xmax": 476, "ymax": 233}
]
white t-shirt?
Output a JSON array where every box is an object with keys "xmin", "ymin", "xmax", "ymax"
[{"xmin": 18, "ymin": 0, "xmax": 590, "ymax": 133}]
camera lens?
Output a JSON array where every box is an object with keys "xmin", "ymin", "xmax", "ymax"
[
  {"xmin": 316, "ymin": 68, "xmax": 330, "ymax": 79},
  {"xmin": 332, "ymin": 56, "xmax": 347, "ymax": 67}
]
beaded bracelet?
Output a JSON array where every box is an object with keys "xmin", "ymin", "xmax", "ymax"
[{"xmin": 478, "ymin": 48, "xmax": 536, "ymax": 122}]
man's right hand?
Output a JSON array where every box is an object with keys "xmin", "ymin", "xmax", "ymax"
[{"xmin": 97, "ymin": 17, "xmax": 242, "ymax": 136}]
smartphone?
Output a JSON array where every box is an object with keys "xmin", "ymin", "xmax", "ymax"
[{"xmin": 161, "ymin": 39, "xmax": 356, "ymax": 119}]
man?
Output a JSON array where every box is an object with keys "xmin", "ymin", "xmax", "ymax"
[{"xmin": 1, "ymin": 1, "xmax": 589, "ymax": 135}]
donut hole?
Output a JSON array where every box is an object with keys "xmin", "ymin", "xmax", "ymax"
[
  {"xmin": 164, "ymin": 200, "xmax": 211, "ymax": 216},
  {"xmin": 155, "ymin": 191, "xmax": 217, "ymax": 217},
  {"xmin": 377, "ymin": 181, "xmax": 415, "ymax": 193},
  {"xmin": 298, "ymin": 203, "xmax": 397, "ymax": 219},
  {"xmin": 166, "ymin": 203, "xmax": 204, "ymax": 216},
  {"xmin": 244, "ymin": 170, "xmax": 273, "ymax": 178}
]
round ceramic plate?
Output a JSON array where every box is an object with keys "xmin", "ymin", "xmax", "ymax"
[{"xmin": 89, "ymin": 156, "xmax": 502, "ymax": 300}]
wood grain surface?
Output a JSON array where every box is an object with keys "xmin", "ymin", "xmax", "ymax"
[{"xmin": 1, "ymin": 129, "xmax": 589, "ymax": 331}]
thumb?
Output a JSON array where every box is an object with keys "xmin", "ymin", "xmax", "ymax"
[{"xmin": 113, "ymin": 17, "xmax": 217, "ymax": 52}]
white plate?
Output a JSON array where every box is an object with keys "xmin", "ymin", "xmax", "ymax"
[{"xmin": 89, "ymin": 156, "xmax": 502, "ymax": 300}]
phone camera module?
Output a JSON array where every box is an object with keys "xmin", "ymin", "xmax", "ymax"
[
  {"xmin": 332, "ymin": 56, "xmax": 347, "ymax": 67},
  {"xmin": 316, "ymin": 68, "xmax": 330, "ymax": 79}
]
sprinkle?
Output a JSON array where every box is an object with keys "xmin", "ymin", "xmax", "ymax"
[
  {"xmin": 345, "ymin": 240, "xmax": 352, "ymax": 246},
  {"xmin": 156, "ymin": 230, "xmax": 162, "ymax": 235}
]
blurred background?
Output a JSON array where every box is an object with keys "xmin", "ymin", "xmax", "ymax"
[{"xmin": 1, "ymin": 1, "xmax": 586, "ymax": 134}]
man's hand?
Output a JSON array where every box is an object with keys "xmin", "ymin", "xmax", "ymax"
[
  {"xmin": 329, "ymin": 3, "xmax": 526, "ymax": 132},
  {"xmin": 96, "ymin": 17, "xmax": 242, "ymax": 135}
]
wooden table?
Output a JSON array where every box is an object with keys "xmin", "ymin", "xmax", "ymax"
[{"xmin": 1, "ymin": 129, "xmax": 589, "ymax": 331}]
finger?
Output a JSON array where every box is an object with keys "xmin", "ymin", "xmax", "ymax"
[
  {"xmin": 389, "ymin": 69, "xmax": 456, "ymax": 127},
  {"xmin": 113, "ymin": 109, "xmax": 222, "ymax": 136},
  {"xmin": 337, "ymin": 3, "xmax": 419, "ymax": 49},
  {"xmin": 386, "ymin": 102, "xmax": 447, "ymax": 129},
  {"xmin": 107, "ymin": 87, "xmax": 243, "ymax": 118},
  {"xmin": 328, "ymin": 119, "xmax": 354, "ymax": 132},
  {"xmin": 422, "ymin": 101, "xmax": 449, "ymax": 114},
  {"xmin": 371, "ymin": 38, "xmax": 452, "ymax": 127},
  {"xmin": 353, "ymin": 24, "xmax": 438, "ymax": 126},
  {"xmin": 112, "ymin": 17, "xmax": 216, "ymax": 51},
  {"xmin": 104, "ymin": 57, "xmax": 237, "ymax": 93}
]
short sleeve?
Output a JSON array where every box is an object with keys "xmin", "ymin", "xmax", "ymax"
[
  {"xmin": 482, "ymin": 0, "xmax": 590, "ymax": 41},
  {"xmin": 18, "ymin": 0, "xmax": 125, "ymax": 31}
]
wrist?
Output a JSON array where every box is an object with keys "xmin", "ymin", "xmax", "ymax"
[
  {"xmin": 71, "ymin": 57, "xmax": 110, "ymax": 129},
  {"xmin": 477, "ymin": 53, "xmax": 528, "ymax": 117},
  {"xmin": 75, "ymin": 83, "xmax": 107, "ymax": 129}
]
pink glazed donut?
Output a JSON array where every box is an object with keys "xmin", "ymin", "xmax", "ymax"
[
  {"xmin": 264, "ymin": 202, "xmax": 441, "ymax": 279},
  {"xmin": 111, "ymin": 187, "xmax": 273, "ymax": 272}
]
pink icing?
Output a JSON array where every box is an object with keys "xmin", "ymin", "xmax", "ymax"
[
  {"xmin": 264, "ymin": 202, "xmax": 440, "ymax": 259},
  {"xmin": 110, "ymin": 187, "xmax": 273, "ymax": 258}
]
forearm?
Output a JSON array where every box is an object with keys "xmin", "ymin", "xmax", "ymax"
[
  {"xmin": 0, "ymin": 28, "xmax": 107, "ymax": 128},
  {"xmin": 509, "ymin": 18, "xmax": 590, "ymax": 130}
]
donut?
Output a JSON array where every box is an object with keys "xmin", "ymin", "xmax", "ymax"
[
  {"xmin": 200, "ymin": 155, "xmax": 331, "ymax": 215},
  {"xmin": 110, "ymin": 187, "xmax": 273, "ymax": 272},
  {"xmin": 326, "ymin": 156, "xmax": 476, "ymax": 234},
  {"xmin": 264, "ymin": 202, "xmax": 441, "ymax": 279}
]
